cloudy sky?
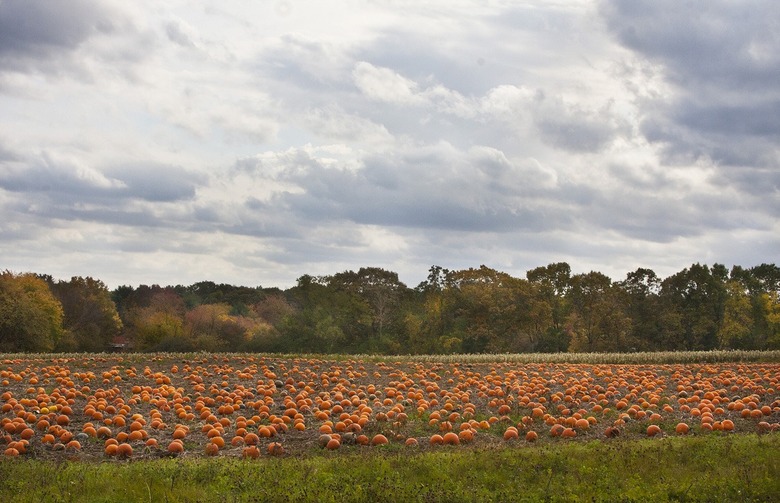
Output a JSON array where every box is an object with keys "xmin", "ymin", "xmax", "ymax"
[{"xmin": 1, "ymin": 1, "xmax": 778, "ymax": 290}]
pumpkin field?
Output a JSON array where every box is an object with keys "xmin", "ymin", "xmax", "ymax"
[{"xmin": 2, "ymin": 351, "xmax": 780, "ymax": 501}]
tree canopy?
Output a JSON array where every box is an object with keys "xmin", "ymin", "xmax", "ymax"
[
  {"xmin": 1, "ymin": 262, "xmax": 778, "ymax": 354},
  {"xmin": 0, "ymin": 271, "xmax": 64, "ymax": 352}
]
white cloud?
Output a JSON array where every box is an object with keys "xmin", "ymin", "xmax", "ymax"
[
  {"xmin": 353, "ymin": 62, "xmax": 423, "ymax": 105},
  {"xmin": 0, "ymin": 0, "xmax": 776, "ymax": 289}
]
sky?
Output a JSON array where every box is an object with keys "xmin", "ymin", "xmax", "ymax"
[{"xmin": 1, "ymin": 0, "xmax": 778, "ymax": 290}]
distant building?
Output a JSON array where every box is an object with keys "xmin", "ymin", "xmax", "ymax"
[{"xmin": 110, "ymin": 335, "xmax": 132, "ymax": 352}]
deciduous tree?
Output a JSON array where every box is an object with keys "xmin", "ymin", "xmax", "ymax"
[
  {"xmin": 127, "ymin": 290, "xmax": 187, "ymax": 350},
  {"xmin": 566, "ymin": 271, "xmax": 630, "ymax": 352},
  {"xmin": 47, "ymin": 276, "xmax": 122, "ymax": 352},
  {"xmin": 0, "ymin": 271, "xmax": 64, "ymax": 352},
  {"xmin": 618, "ymin": 268, "xmax": 662, "ymax": 350},
  {"xmin": 527, "ymin": 263, "xmax": 571, "ymax": 351},
  {"xmin": 659, "ymin": 264, "xmax": 726, "ymax": 350}
]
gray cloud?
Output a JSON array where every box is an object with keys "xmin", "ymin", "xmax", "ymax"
[
  {"xmin": 0, "ymin": 155, "xmax": 203, "ymax": 204},
  {"xmin": 106, "ymin": 163, "xmax": 204, "ymax": 202},
  {"xmin": 0, "ymin": 139, "xmax": 19, "ymax": 161},
  {"xmin": 0, "ymin": 151, "xmax": 210, "ymax": 240},
  {"xmin": 0, "ymin": 0, "xmax": 117, "ymax": 72},
  {"xmin": 606, "ymin": 162, "xmax": 675, "ymax": 192},
  {"xmin": 0, "ymin": 1, "xmax": 776, "ymax": 289},
  {"xmin": 227, "ymin": 143, "xmax": 748, "ymax": 247},
  {"xmin": 0, "ymin": 157, "xmax": 115, "ymax": 197},
  {"xmin": 675, "ymin": 102, "xmax": 780, "ymax": 140},
  {"xmin": 165, "ymin": 20, "xmax": 196, "ymax": 48},
  {"xmin": 721, "ymin": 166, "xmax": 780, "ymax": 210},
  {"xmin": 602, "ymin": 1, "xmax": 780, "ymax": 91},
  {"xmin": 264, "ymin": 144, "xmax": 572, "ymax": 233},
  {"xmin": 533, "ymin": 95, "xmax": 626, "ymax": 152},
  {"xmin": 248, "ymin": 15, "xmax": 628, "ymax": 157},
  {"xmin": 601, "ymin": 0, "xmax": 780, "ymax": 176}
]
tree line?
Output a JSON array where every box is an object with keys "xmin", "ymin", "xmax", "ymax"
[{"xmin": 1, "ymin": 262, "xmax": 779, "ymax": 354}]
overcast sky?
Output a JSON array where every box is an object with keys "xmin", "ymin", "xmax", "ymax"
[{"xmin": 1, "ymin": 1, "xmax": 778, "ymax": 290}]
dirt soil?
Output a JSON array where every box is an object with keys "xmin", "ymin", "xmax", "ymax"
[{"xmin": 1, "ymin": 354, "xmax": 779, "ymax": 461}]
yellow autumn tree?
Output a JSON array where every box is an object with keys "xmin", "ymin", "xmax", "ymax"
[{"xmin": 0, "ymin": 271, "xmax": 64, "ymax": 352}]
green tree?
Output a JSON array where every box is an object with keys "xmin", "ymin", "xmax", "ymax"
[
  {"xmin": 178, "ymin": 281, "xmax": 267, "ymax": 313},
  {"xmin": 527, "ymin": 263, "xmax": 571, "ymax": 352},
  {"xmin": 446, "ymin": 266, "xmax": 541, "ymax": 353},
  {"xmin": 47, "ymin": 276, "xmax": 122, "ymax": 352},
  {"xmin": 406, "ymin": 266, "xmax": 453, "ymax": 354},
  {"xmin": 659, "ymin": 264, "xmax": 727, "ymax": 350},
  {"xmin": 618, "ymin": 268, "xmax": 662, "ymax": 350},
  {"xmin": 730, "ymin": 264, "xmax": 780, "ymax": 349},
  {"xmin": 278, "ymin": 275, "xmax": 353, "ymax": 353},
  {"xmin": 762, "ymin": 291, "xmax": 780, "ymax": 349},
  {"xmin": 112, "ymin": 284, "xmax": 171, "ymax": 328},
  {"xmin": 277, "ymin": 305, "xmax": 345, "ymax": 353},
  {"xmin": 0, "ymin": 271, "xmax": 64, "ymax": 352},
  {"xmin": 327, "ymin": 267, "xmax": 407, "ymax": 344},
  {"xmin": 717, "ymin": 280, "xmax": 755, "ymax": 349},
  {"xmin": 731, "ymin": 264, "xmax": 780, "ymax": 295},
  {"xmin": 566, "ymin": 271, "xmax": 631, "ymax": 352}
]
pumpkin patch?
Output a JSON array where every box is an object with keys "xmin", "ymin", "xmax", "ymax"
[{"xmin": 1, "ymin": 353, "xmax": 778, "ymax": 460}]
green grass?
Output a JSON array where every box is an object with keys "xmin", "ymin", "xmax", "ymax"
[{"xmin": 2, "ymin": 434, "xmax": 778, "ymax": 502}]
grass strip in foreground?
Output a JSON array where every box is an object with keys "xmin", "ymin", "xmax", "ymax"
[{"xmin": 1, "ymin": 433, "xmax": 778, "ymax": 502}]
